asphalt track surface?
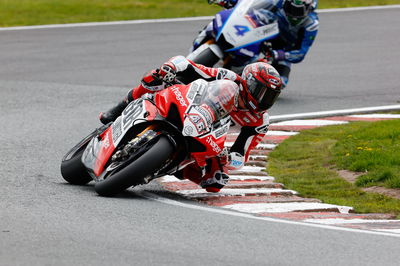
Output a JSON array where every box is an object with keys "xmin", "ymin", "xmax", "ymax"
[{"xmin": 1, "ymin": 7, "xmax": 400, "ymax": 266}]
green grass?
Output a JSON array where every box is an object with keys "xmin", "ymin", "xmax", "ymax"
[
  {"xmin": 1, "ymin": 0, "xmax": 400, "ymax": 27},
  {"xmin": 333, "ymin": 120, "xmax": 400, "ymax": 188},
  {"xmin": 267, "ymin": 119, "xmax": 400, "ymax": 218}
]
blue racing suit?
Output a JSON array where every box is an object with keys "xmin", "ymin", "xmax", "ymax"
[{"xmin": 192, "ymin": 0, "xmax": 319, "ymax": 88}]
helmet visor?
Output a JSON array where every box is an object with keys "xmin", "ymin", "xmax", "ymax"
[
  {"xmin": 247, "ymin": 76, "xmax": 281, "ymax": 111},
  {"xmin": 259, "ymin": 88, "xmax": 280, "ymax": 110},
  {"xmin": 284, "ymin": 1, "xmax": 309, "ymax": 18}
]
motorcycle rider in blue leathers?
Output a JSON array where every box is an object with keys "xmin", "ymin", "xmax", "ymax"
[{"xmin": 191, "ymin": 0, "xmax": 319, "ymax": 89}]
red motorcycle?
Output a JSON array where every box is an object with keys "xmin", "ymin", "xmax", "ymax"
[{"xmin": 60, "ymin": 79, "xmax": 239, "ymax": 196}]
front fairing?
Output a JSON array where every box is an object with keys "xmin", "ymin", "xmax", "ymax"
[
  {"xmin": 181, "ymin": 80, "xmax": 237, "ymax": 166},
  {"xmin": 212, "ymin": 0, "xmax": 279, "ymax": 54},
  {"xmin": 81, "ymin": 98, "xmax": 159, "ymax": 179}
]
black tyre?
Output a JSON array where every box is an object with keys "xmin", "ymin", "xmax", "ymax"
[
  {"xmin": 61, "ymin": 147, "xmax": 92, "ymax": 185},
  {"xmin": 60, "ymin": 128, "xmax": 102, "ymax": 185},
  {"xmin": 190, "ymin": 47, "xmax": 221, "ymax": 67},
  {"xmin": 94, "ymin": 135, "xmax": 174, "ymax": 197}
]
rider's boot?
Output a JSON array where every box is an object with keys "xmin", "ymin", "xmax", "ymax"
[{"xmin": 99, "ymin": 98, "xmax": 129, "ymax": 124}]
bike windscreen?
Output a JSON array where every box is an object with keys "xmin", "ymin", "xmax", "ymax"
[{"xmin": 202, "ymin": 80, "xmax": 239, "ymax": 121}]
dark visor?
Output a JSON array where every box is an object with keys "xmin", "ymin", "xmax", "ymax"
[
  {"xmin": 284, "ymin": 1, "xmax": 308, "ymax": 18},
  {"xmin": 247, "ymin": 77, "xmax": 281, "ymax": 111}
]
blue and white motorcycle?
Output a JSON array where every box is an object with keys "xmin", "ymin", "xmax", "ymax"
[{"xmin": 187, "ymin": 0, "xmax": 279, "ymax": 73}]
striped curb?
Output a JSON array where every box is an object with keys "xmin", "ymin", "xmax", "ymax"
[{"xmin": 158, "ymin": 111, "xmax": 400, "ymax": 234}]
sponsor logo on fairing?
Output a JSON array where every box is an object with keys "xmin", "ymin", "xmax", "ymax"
[
  {"xmin": 172, "ymin": 87, "xmax": 187, "ymax": 107},
  {"xmin": 112, "ymin": 118, "xmax": 123, "ymax": 143},
  {"xmin": 206, "ymin": 136, "xmax": 222, "ymax": 154}
]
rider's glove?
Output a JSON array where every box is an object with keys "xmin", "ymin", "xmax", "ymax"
[
  {"xmin": 141, "ymin": 69, "xmax": 164, "ymax": 89},
  {"xmin": 157, "ymin": 62, "xmax": 177, "ymax": 84},
  {"xmin": 208, "ymin": 0, "xmax": 236, "ymax": 9},
  {"xmin": 260, "ymin": 42, "xmax": 286, "ymax": 64},
  {"xmin": 272, "ymin": 50, "xmax": 286, "ymax": 62},
  {"xmin": 200, "ymin": 171, "xmax": 229, "ymax": 193}
]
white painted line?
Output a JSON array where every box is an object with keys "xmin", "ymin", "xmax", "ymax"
[
  {"xmin": 229, "ymin": 175, "xmax": 274, "ymax": 181},
  {"xmin": 248, "ymin": 155, "xmax": 268, "ymax": 160},
  {"xmin": 350, "ymin": 114, "xmax": 400, "ymax": 119},
  {"xmin": 272, "ymin": 120, "xmax": 348, "ymax": 126},
  {"xmin": 2, "ymin": 6, "xmax": 400, "ymax": 31},
  {"xmin": 375, "ymin": 229, "xmax": 400, "ymax": 234},
  {"xmin": 222, "ymin": 202, "xmax": 353, "ymax": 214},
  {"xmin": 270, "ymin": 105, "xmax": 400, "ymax": 122},
  {"xmin": 159, "ymin": 175, "xmax": 184, "ymax": 183},
  {"xmin": 317, "ymin": 5, "xmax": 400, "ymax": 13},
  {"xmin": 304, "ymin": 218, "xmax": 400, "ymax": 225},
  {"xmin": 159, "ymin": 174, "xmax": 274, "ymax": 182},
  {"xmin": 266, "ymin": 131, "xmax": 299, "ymax": 136},
  {"xmin": 229, "ymin": 131, "xmax": 299, "ymax": 136},
  {"xmin": 0, "ymin": 16, "xmax": 214, "ymax": 31},
  {"xmin": 139, "ymin": 191, "xmax": 400, "ymax": 238},
  {"xmin": 256, "ymin": 143, "xmax": 277, "ymax": 149},
  {"xmin": 237, "ymin": 166, "xmax": 266, "ymax": 173},
  {"xmin": 175, "ymin": 188, "xmax": 296, "ymax": 197}
]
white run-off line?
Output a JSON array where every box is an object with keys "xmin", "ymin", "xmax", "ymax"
[
  {"xmin": 350, "ymin": 114, "xmax": 400, "ymax": 119},
  {"xmin": 175, "ymin": 188, "xmax": 297, "ymax": 197},
  {"xmin": 304, "ymin": 218, "xmax": 400, "ymax": 225},
  {"xmin": 272, "ymin": 119, "xmax": 348, "ymax": 126},
  {"xmin": 222, "ymin": 202, "xmax": 353, "ymax": 214},
  {"xmin": 159, "ymin": 175, "xmax": 275, "ymax": 182},
  {"xmin": 229, "ymin": 130, "xmax": 299, "ymax": 136},
  {"xmin": 229, "ymin": 175, "xmax": 274, "ymax": 181},
  {"xmin": 248, "ymin": 155, "xmax": 268, "ymax": 160}
]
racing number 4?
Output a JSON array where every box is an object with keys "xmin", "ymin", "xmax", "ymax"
[{"xmin": 234, "ymin": 25, "xmax": 250, "ymax": 36}]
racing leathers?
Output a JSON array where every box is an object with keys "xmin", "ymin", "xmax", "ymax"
[
  {"xmin": 100, "ymin": 56, "xmax": 271, "ymax": 192},
  {"xmin": 191, "ymin": 0, "xmax": 319, "ymax": 88}
]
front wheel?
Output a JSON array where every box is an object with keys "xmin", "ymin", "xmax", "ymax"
[
  {"xmin": 61, "ymin": 139, "xmax": 93, "ymax": 185},
  {"xmin": 61, "ymin": 125, "xmax": 109, "ymax": 185},
  {"xmin": 94, "ymin": 135, "xmax": 175, "ymax": 197},
  {"xmin": 187, "ymin": 44, "xmax": 222, "ymax": 67}
]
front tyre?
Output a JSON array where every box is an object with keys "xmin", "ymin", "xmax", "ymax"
[
  {"xmin": 187, "ymin": 44, "xmax": 222, "ymax": 67},
  {"xmin": 61, "ymin": 125, "xmax": 109, "ymax": 185},
  {"xmin": 61, "ymin": 140, "xmax": 92, "ymax": 185},
  {"xmin": 94, "ymin": 135, "xmax": 174, "ymax": 197}
]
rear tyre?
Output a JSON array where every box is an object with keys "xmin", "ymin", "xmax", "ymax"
[
  {"xmin": 94, "ymin": 135, "xmax": 174, "ymax": 197},
  {"xmin": 190, "ymin": 47, "xmax": 221, "ymax": 67}
]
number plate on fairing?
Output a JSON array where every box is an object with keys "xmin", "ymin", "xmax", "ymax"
[{"xmin": 112, "ymin": 99, "xmax": 147, "ymax": 146}]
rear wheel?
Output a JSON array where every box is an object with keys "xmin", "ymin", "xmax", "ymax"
[{"xmin": 94, "ymin": 135, "xmax": 174, "ymax": 197}]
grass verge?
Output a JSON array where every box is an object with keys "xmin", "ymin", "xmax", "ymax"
[
  {"xmin": 267, "ymin": 119, "xmax": 400, "ymax": 218},
  {"xmin": 1, "ymin": 0, "xmax": 400, "ymax": 27}
]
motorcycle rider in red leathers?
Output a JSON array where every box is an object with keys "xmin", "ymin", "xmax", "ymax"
[{"xmin": 100, "ymin": 55, "xmax": 282, "ymax": 192}]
